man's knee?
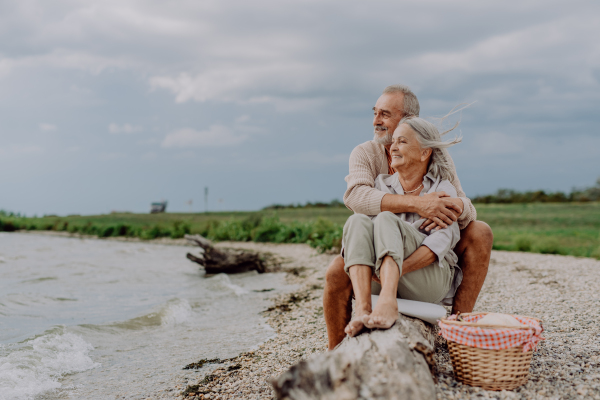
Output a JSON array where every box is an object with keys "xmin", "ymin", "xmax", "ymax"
[
  {"xmin": 459, "ymin": 220, "xmax": 494, "ymax": 252},
  {"xmin": 325, "ymin": 255, "xmax": 351, "ymax": 289}
]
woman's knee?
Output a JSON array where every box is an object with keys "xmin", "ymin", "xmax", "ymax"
[
  {"xmin": 375, "ymin": 211, "xmax": 396, "ymax": 221},
  {"xmin": 345, "ymin": 213, "xmax": 372, "ymax": 226},
  {"xmin": 373, "ymin": 211, "xmax": 403, "ymax": 237},
  {"xmin": 343, "ymin": 214, "xmax": 373, "ymax": 235},
  {"xmin": 373, "ymin": 211, "xmax": 397, "ymax": 228}
]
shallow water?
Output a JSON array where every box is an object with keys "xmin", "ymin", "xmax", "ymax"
[{"xmin": 0, "ymin": 233, "xmax": 294, "ymax": 400}]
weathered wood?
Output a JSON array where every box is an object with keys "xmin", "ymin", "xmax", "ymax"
[
  {"xmin": 271, "ymin": 315, "xmax": 438, "ymax": 400},
  {"xmin": 185, "ymin": 234, "xmax": 277, "ymax": 274}
]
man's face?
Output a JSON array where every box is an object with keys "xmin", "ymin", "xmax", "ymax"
[{"xmin": 372, "ymin": 93, "xmax": 405, "ymax": 147}]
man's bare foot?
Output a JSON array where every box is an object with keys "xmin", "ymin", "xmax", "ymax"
[
  {"xmin": 344, "ymin": 307, "xmax": 371, "ymax": 337},
  {"xmin": 365, "ymin": 295, "xmax": 398, "ymax": 329}
]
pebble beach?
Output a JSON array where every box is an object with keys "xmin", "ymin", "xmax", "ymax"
[{"xmin": 167, "ymin": 242, "xmax": 600, "ymax": 400}]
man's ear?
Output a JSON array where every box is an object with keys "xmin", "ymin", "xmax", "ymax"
[{"xmin": 421, "ymin": 148, "xmax": 433, "ymax": 162}]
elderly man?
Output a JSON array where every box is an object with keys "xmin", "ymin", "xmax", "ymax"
[{"xmin": 324, "ymin": 84, "xmax": 493, "ymax": 350}]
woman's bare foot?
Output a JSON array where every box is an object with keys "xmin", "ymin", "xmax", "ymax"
[
  {"xmin": 344, "ymin": 306, "xmax": 371, "ymax": 337},
  {"xmin": 365, "ymin": 295, "xmax": 398, "ymax": 329}
]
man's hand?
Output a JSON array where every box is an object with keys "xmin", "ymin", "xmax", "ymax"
[{"xmin": 415, "ymin": 192, "xmax": 462, "ymax": 231}]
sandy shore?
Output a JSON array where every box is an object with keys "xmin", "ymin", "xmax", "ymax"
[{"xmin": 164, "ymin": 242, "xmax": 600, "ymax": 400}]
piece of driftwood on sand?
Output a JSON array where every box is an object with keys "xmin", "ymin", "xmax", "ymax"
[
  {"xmin": 271, "ymin": 315, "xmax": 438, "ymax": 400},
  {"xmin": 185, "ymin": 234, "xmax": 279, "ymax": 274}
]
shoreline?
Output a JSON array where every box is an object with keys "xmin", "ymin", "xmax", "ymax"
[
  {"xmin": 170, "ymin": 244, "xmax": 600, "ymax": 400},
  {"xmin": 14, "ymin": 229, "xmax": 195, "ymax": 246},
  {"xmin": 170, "ymin": 241, "xmax": 333, "ymax": 400}
]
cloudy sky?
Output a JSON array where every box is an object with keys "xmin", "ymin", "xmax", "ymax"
[{"xmin": 1, "ymin": 0, "xmax": 599, "ymax": 215}]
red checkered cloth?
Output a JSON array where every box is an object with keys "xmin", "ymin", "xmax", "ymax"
[{"xmin": 438, "ymin": 314, "xmax": 544, "ymax": 352}]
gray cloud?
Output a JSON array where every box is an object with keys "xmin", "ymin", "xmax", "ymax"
[
  {"xmin": 161, "ymin": 125, "xmax": 248, "ymax": 148},
  {"xmin": 109, "ymin": 123, "xmax": 142, "ymax": 134}
]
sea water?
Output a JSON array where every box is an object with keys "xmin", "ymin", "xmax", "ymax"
[{"xmin": 0, "ymin": 233, "xmax": 294, "ymax": 400}]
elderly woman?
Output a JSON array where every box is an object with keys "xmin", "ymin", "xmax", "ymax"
[{"xmin": 343, "ymin": 117, "xmax": 463, "ymax": 336}]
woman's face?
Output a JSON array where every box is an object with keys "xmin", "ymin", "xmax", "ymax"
[{"xmin": 390, "ymin": 124, "xmax": 430, "ymax": 171}]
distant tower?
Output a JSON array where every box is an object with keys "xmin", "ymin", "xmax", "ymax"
[{"xmin": 204, "ymin": 187, "xmax": 209, "ymax": 213}]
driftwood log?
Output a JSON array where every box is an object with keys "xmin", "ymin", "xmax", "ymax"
[
  {"xmin": 271, "ymin": 315, "xmax": 438, "ymax": 400},
  {"xmin": 185, "ymin": 234, "xmax": 278, "ymax": 274}
]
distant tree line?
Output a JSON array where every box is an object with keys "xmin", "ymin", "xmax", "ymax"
[
  {"xmin": 262, "ymin": 177, "xmax": 600, "ymax": 208},
  {"xmin": 473, "ymin": 177, "xmax": 600, "ymax": 204},
  {"xmin": 263, "ymin": 199, "xmax": 345, "ymax": 210}
]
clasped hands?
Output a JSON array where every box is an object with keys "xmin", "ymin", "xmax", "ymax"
[{"xmin": 417, "ymin": 191, "xmax": 463, "ymax": 232}]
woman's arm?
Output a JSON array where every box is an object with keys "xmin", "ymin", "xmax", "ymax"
[
  {"xmin": 444, "ymin": 150, "xmax": 477, "ymax": 229},
  {"xmin": 399, "ymin": 246, "xmax": 437, "ymax": 277},
  {"xmin": 420, "ymin": 181, "xmax": 461, "ymax": 264}
]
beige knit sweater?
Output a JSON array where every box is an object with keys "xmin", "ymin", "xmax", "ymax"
[{"xmin": 343, "ymin": 140, "xmax": 477, "ymax": 230}]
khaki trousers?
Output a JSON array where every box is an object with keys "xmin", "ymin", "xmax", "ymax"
[{"xmin": 342, "ymin": 212, "xmax": 454, "ymax": 304}]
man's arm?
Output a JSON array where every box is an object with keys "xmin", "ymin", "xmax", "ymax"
[
  {"xmin": 381, "ymin": 192, "xmax": 462, "ymax": 228},
  {"xmin": 343, "ymin": 145, "xmax": 387, "ymax": 215}
]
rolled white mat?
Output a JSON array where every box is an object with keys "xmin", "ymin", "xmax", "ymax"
[{"xmin": 371, "ymin": 295, "xmax": 447, "ymax": 325}]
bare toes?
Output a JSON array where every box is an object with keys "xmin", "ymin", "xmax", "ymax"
[{"xmin": 345, "ymin": 319, "xmax": 365, "ymax": 337}]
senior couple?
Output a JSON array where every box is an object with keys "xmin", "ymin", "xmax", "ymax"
[{"xmin": 324, "ymin": 84, "xmax": 493, "ymax": 349}]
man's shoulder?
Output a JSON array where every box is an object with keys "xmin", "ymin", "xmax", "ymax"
[{"xmin": 351, "ymin": 140, "xmax": 385, "ymax": 158}]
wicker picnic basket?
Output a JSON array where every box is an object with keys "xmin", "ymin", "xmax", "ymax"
[{"xmin": 439, "ymin": 313, "xmax": 543, "ymax": 391}]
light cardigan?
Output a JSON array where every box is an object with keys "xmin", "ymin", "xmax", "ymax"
[
  {"xmin": 343, "ymin": 140, "xmax": 477, "ymax": 230},
  {"xmin": 373, "ymin": 172, "xmax": 460, "ymax": 268}
]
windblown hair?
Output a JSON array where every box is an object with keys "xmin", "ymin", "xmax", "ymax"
[
  {"xmin": 398, "ymin": 116, "xmax": 462, "ymax": 182},
  {"xmin": 383, "ymin": 84, "xmax": 420, "ymax": 117}
]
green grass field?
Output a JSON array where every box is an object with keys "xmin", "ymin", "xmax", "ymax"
[
  {"xmin": 1, "ymin": 202, "xmax": 599, "ymax": 258},
  {"xmin": 476, "ymin": 202, "xmax": 600, "ymax": 258}
]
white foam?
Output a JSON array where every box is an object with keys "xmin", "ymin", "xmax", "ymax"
[
  {"xmin": 208, "ymin": 274, "xmax": 248, "ymax": 296},
  {"xmin": 160, "ymin": 299, "xmax": 193, "ymax": 326},
  {"xmin": 0, "ymin": 332, "xmax": 97, "ymax": 400}
]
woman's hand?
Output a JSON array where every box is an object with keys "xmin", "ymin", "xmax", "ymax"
[{"xmin": 415, "ymin": 192, "xmax": 462, "ymax": 230}]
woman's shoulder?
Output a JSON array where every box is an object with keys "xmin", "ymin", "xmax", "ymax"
[
  {"xmin": 437, "ymin": 179, "xmax": 458, "ymax": 197},
  {"xmin": 374, "ymin": 173, "xmax": 399, "ymax": 193}
]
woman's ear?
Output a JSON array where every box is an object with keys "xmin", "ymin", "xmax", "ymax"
[{"xmin": 421, "ymin": 148, "xmax": 433, "ymax": 162}]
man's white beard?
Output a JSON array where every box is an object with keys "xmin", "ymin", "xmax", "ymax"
[{"xmin": 374, "ymin": 129, "xmax": 393, "ymax": 146}]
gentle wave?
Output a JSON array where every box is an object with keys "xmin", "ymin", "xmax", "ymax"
[
  {"xmin": 84, "ymin": 298, "xmax": 195, "ymax": 331},
  {"xmin": 0, "ymin": 330, "xmax": 97, "ymax": 400},
  {"xmin": 207, "ymin": 274, "xmax": 249, "ymax": 296},
  {"xmin": 160, "ymin": 298, "xmax": 193, "ymax": 326}
]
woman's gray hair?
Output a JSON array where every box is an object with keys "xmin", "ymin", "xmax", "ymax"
[
  {"xmin": 398, "ymin": 116, "xmax": 462, "ymax": 182},
  {"xmin": 383, "ymin": 84, "xmax": 420, "ymax": 117}
]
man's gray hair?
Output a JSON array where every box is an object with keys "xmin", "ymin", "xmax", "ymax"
[
  {"xmin": 399, "ymin": 116, "xmax": 461, "ymax": 182},
  {"xmin": 383, "ymin": 84, "xmax": 420, "ymax": 117}
]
